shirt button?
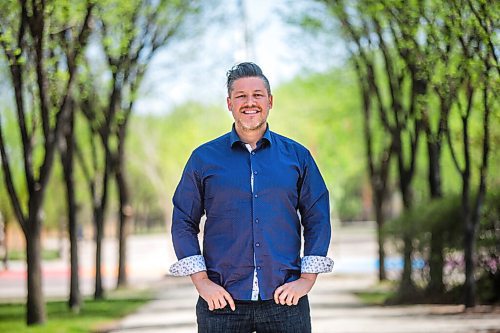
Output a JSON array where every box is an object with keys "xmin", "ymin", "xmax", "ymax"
[
  {"xmin": 253, "ymin": 170, "xmax": 258, "ymax": 175},
  {"xmin": 251, "ymin": 151, "xmax": 256, "ymax": 155},
  {"xmin": 257, "ymin": 266, "xmax": 262, "ymax": 270},
  {"xmin": 255, "ymin": 218, "xmax": 259, "ymax": 223},
  {"xmin": 255, "ymin": 242, "xmax": 260, "ymax": 247},
  {"xmin": 254, "ymin": 194, "xmax": 258, "ymax": 198}
]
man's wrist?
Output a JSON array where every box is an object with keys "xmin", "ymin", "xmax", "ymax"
[
  {"xmin": 300, "ymin": 272, "xmax": 318, "ymax": 282},
  {"xmin": 190, "ymin": 271, "xmax": 211, "ymax": 292},
  {"xmin": 190, "ymin": 270, "xmax": 209, "ymax": 282}
]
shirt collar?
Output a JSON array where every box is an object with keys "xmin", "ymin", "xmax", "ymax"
[{"xmin": 230, "ymin": 123, "xmax": 272, "ymax": 148}]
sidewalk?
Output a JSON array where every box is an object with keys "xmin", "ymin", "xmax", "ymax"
[
  {"xmin": 107, "ymin": 223, "xmax": 500, "ymax": 333},
  {"xmin": 1, "ymin": 222, "xmax": 499, "ymax": 332},
  {"xmin": 104, "ymin": 273, "xmax": 500, "ymax": 333}
]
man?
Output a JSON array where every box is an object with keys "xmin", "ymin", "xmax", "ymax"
[{"xmin": 170, "ymin": 62, "xmax": 333, "ymax": 332}]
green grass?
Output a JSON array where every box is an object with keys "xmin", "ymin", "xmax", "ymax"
[
  {"xmin": 0, "ymin": 289, "xmax": 152, "ymax": 333},
  {"xmin": 354, "ymin": 281, "xmax": 396, "ymax": 305},
  {"xmin": 355, "ymin": 290, "xmax": 395, "ymax": 305},
  {"xmin": 7, "ymin": 249, "xmax": 61, "ymax": 261}
]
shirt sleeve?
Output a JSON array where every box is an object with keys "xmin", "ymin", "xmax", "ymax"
[
  {"xmin": 169, "ymin": 254, "xmax": 206, "ymax": 276},
  {"xmin": 298, "ymin": 150, "xmax": 333, "ymax": 270},
  {"xmin": 170, "ymin": 152, "xmax": 205, "ymax": 266},
  {"xmin": 301, "ymin": 255, "xmax": 334, "ymax": 273}
]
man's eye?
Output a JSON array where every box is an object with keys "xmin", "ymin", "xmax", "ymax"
[
  {"xmin": 255, "ymin": 94, "xmax": 263, "ymax": 98},
  {"xmin": 236, "ymin": 95, "xmax": 245, "ymax": 99}
]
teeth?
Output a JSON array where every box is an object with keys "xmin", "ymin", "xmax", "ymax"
[{"xmin": 243, "ymin": 110, "xmax": 258, "ymax": 114}]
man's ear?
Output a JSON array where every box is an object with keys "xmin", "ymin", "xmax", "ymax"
[
  {"xmin": 268, "ymin": 95, "xmax": 273, "ymax": 109},
  {"xmin": 227, "ymin": 96, "xmax": 233, "ymax": 111}
]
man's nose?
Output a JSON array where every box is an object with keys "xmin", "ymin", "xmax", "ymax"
[{"xmin": 244, "ymin": 96, "xmax": 256, "ymax": 106}]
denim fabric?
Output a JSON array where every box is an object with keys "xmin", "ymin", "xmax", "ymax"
[{"xmin": 196, "ymin": 295, "xmax": 311, "ymax": 333}]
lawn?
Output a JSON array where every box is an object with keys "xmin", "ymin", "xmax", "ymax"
[
  {"xmin": 354, "ymin": 281, "xmax": 397, "ymax": 305},
  {"xmin": 0, "ymin": 289, "xmax": 152, "ymax": 333},
  {"xmin": 355, "ymin": 289, "xmax": 395, "ymax": 305},
  {"xmin": 7, "ymin": 249, "xmax": 62, "ymax": 261}
]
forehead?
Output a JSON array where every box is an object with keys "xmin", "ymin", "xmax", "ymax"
[{"xmin": 231, "ymin": 77, "xmax": 268, "ymax": 93}]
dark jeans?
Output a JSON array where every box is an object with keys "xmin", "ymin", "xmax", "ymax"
[{"xmin": 196, "ymin": 295, "xmax": 311, "ymax": 333}]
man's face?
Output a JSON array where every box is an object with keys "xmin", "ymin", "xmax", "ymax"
[{"xmin": 227, "ymin": 77, "xmax": 273, "ymax": 133}]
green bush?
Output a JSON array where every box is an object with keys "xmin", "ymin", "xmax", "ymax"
[{"xmin": 384, "ymin": 191, "xmax": 499, "ymax": 304}]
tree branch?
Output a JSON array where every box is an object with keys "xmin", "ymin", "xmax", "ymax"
[
  {"xmin": 38, "ymin": 1, "xmax": 95, "ymax": 191},
  {"xmin": 446, "ymin": 107, "xmax": 463, "ymax": 175},
  {"xmin": 0, "ymin": 15, "xmax": 36, "ymax": 195},
  {"xmin": 466, "ymin": 0, "xmax": 499, "ymax": 77},
  {"xmin": 0, "ymin": 116, "xmax": 27, "ymax": 233}
]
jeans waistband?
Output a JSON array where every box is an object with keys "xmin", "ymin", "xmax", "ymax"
[{"xmin": 234, "ymin": 298, "xmax": 272, "ymax": 305}]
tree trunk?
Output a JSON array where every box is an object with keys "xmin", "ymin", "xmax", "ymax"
[
  {"xmin": 399, "ymin": 177, "xmax": 416, "ymax": 294},
  {"xmin": 68, "ymin": 199, "xmax": 81, "ymax": 312},
  {"xmin": 374, "ymin": 193, "xmax": 386, "ymax": 281},
  {"xmin": 94, "ymin": 206, "xmax": 105, "ymax": 299},
  {"xmin": 60, "ymin": 110, "xmax": 81, "ymax": 312},
  {"xmin": 116, "ymin": 121, "xmax": 132, "ymax": 288},
  {"xmin": 427, "ymin": 136, "xmax": 444, "ymax": 294},
  {"xmin": 463, "ymin": 79, "xmax": 491, "ymax": 308},
  {"xmin": 25, "ymin": 213, "xmax": 45, "ymax": 324},
  {"xmin": 116, "ymin": 166, "xmax": 131, "ymax": 288},
  {"xmin": 400, "ymin": 233, "xmax": 413, "ymax": 291},
  {"xmin": 0, "ymin": 213, "xmax": 7, "ymax": 270},
  {"xmin": 428, "ymin": 231, "xmax": 444, "ymax": 294},
  {"xmin": 92, "ymin": 133, "xmax": 112, "ymax": 300},
  {"xmin": 427, "ymin": 141, "xmax": 442, "ymax": 199},
  {"xmin": 352, "ymin": 54, "xmax": 390, "ymax": 283},
  {"xmin": 462, "ymin": 185, "xmax": 476, "ymax": 307}
]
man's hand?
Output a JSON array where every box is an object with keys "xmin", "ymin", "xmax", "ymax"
[
  {"xmin": 274, "ymin": 273, "xmax": 317, "ymax": 306},
  {"xmin": 191, "ymin": 271, "xmax": 236, "ymax": 311}
]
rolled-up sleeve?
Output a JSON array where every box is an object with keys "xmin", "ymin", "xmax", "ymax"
[
  {"xmin": 298, "ymin": 151, "xmax": 333, "ymax": 272},
  {"xmin": 170, "ymin": 152, "xmax": 205, "ymax": 274},
  {"xmin": 169, "ymin": 254, "xmax": 206, "ymax": 276},
  {"xmin": 301, "ymin": 255, "xmax": 334, "ymax": 273}
]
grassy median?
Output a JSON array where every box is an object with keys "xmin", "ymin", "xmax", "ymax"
[{"xmin": 0, "ymin": 289, "xmax": 152, "ymax": 333}]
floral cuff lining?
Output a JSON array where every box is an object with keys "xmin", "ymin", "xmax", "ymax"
[
  {"xmin": 169, "ymin": 255, "xmax": 206, "ymax": 276},
  {"xmin": 301, "ymin": 256, "xmax": 334, "ymax": 274}
]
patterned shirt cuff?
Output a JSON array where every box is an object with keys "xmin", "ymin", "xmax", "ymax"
[
  {"xmin": 169, "ymin": 255, "xmax": 206, "ymax": 276},
  {"xmin": 301, "ymin": 255, "xmax": 334, "ymax": 274}
]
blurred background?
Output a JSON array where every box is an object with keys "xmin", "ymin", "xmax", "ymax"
[{"xmin": 0, "ymin": 0, "xmax": 498, "ymax": 329}]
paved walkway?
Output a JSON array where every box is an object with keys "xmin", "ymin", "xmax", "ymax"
[
  {"xmin": 107, "ymin": 223, "xmax": 499, "ymax": 333},
  {"xmin": 105, "ymin": 273, "xmax": 500, "ymax": 333},
  {"xmin": 1, "ymin": 222, "xmax": 499, "ymax": 332}
]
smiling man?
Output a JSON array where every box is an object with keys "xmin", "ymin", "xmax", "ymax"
[{"xmin": 170, "ymin": 62, "xmax": 334, "ymax": 333}]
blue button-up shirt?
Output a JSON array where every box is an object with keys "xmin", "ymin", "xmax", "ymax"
[{"xmin": 171, "ymin": 125, "xmax": 332, "ymax": 300}]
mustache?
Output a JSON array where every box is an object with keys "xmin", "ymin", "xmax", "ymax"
[{"xmin": 240, "ymin": 106, "xmax": 262, "ymax": 112}]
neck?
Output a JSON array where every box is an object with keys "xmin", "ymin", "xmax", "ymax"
[{"xmin": 235, "ymin": 124, "xmax": 267, "ymax": 149}]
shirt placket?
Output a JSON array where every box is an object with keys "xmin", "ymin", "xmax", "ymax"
[{"xmin": 245, "ymin": 144, "xmax": 261, "ymax": 301}]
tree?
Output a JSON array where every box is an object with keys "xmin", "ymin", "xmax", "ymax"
[
  {"xmin": 75, "ymin": 65, "xmax": 114, "ymax": 299},
  {"xmin": 444, "ymin": 0, "xmax": 498, "ymax": 307},
  {"xmin": 102, "ymin": 0, "xmax": 204, "ymax": 289},
  {"xmin": 0, "ymin": 0, "xmax": 94, "ymax": 324},
  {"xmin": 328, "ymin": 2, "xmax": 393, "ymax": 280},
  {"xmin": 322, "ymin": 0, "xmax": 423, "ymax": 286},
  {"xmin": 59, "ymin": 98, "xmax": 81, "ymax": 312},
  {"xmin": 314, "ymin": 0, "xmax": 498, "ymax": 306},
  {"xmin": 74, "ymin": 0, "xmax": 202, "ymax": 297}
]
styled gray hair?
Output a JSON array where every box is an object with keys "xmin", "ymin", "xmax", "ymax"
[{"xmin": 226, "ymin": 62, "xmax": 271, "ymax": 96}]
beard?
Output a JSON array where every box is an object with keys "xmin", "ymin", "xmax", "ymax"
[{"xmin": 236, "ymin": 117, "xmax": 266, "ymax": 131}]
